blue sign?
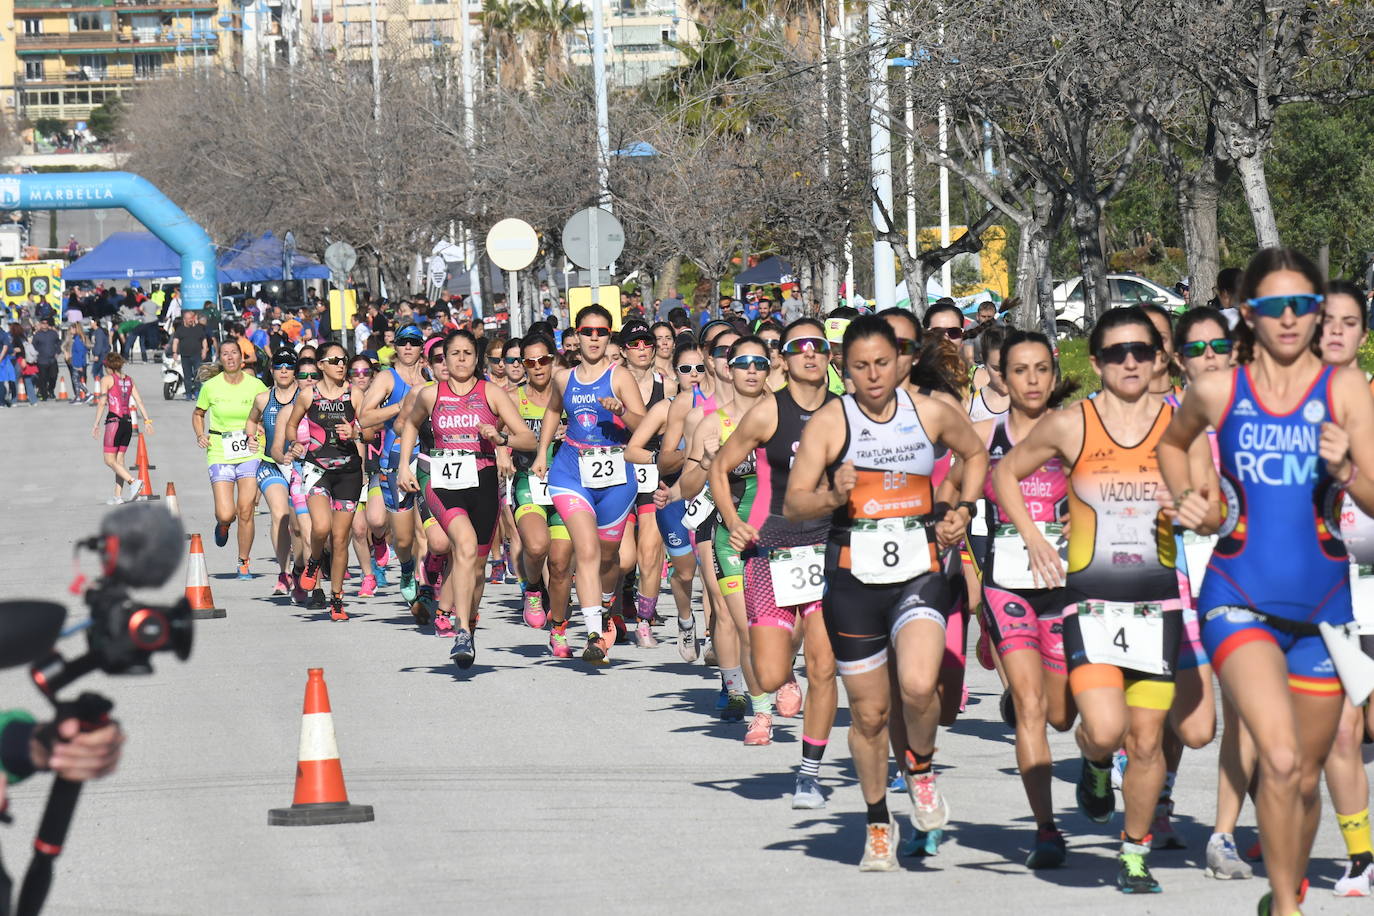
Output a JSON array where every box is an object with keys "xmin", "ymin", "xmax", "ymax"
[{"xmin": 2, "ymin": 172, "xmax": 217, "ymax": 310}]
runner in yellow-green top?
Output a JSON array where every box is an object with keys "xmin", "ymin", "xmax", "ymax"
[{"xmin": 190, "ymin": 342, "xmax": 268, "ymax": 578}]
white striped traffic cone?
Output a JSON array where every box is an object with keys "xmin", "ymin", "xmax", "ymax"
[
  {"xmin": 268, "ymin": 668, "xmax": 374, "ymax": 826},
  {"xmin": 184, "ymin": 533, "xmax": 225, "ymax": 619}
]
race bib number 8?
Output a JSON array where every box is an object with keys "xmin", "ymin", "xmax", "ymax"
[
  {"xmin": 1077, "ymin": 601, "xmax": 1166, "ymax": 674},
  {"xmin": 432, "ymin": 451, "xmax": 479, "ymax": 491},
  {"xmin": 993, "ymin": 522, "xmax": 1065, "ymax": 590},
  {"xmin": 635, "ymin": 463, "xmax": 659, "ymax": 494},
  {"xmin": 222, "ymin": 430, "xmax": 252, "ymax": 457},
  {"xmin": 770, "ymin": 545, "xmax": 826, "ymax": 606},
  {"xmin": 682, "ymin": 488, "xmax": 715, "ymax": 528},
  {"xmin": 579, "ymin": 447, "xmax": 626, "ymax": 488},
  {"xmin": 850, "ymin": 518, "xmax": 933, "ymax": 585}
]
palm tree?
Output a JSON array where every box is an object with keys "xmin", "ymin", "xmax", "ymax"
[
  {"xmin": 481, "ymin": 0, "xmax": 528, "ymax": 89},
  {"xmin": 519, "ymin": 0, "xmax": 588, "ymax": 85}
]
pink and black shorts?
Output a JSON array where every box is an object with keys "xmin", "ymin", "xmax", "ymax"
[
  {"xmin": 743, "ymin": 552, "xmax": 822, "ymax": 632},
  {"xmin": 980, "ymin": 585, "xmax": 1069, "ymax": 675}
]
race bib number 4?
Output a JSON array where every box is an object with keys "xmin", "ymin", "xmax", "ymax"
[
  {"xmin": 993, "ymin": 522, "xmax": 1065, "ymax": 590},
  {"xmin": 850, "ymin": 517, "xmax": 934, "ymax": 585},
  {"xmin": 221, "ymin": 430, "xmax": 252, "ymax": 457},
  {"xmin": 635, "ymin": 463, "xmax": 659, "ymax": 494},
  {"xmin": 1077, "ymin": 601, "xmax": 1166, "ymax": 674},
  {"xmin": 432, "ymin": 451, "xmax": 479, "ymax": 491},
  {"xmin": 770, "ymin": 545, "xmax": 826, "ymax": 606},
  {"xmin": 579, "ymin": 447, "xmax": 626, "ymax": 488}
]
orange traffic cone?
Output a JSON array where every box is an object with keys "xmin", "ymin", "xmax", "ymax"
[
  {"xmin": 129, "ymin": 416, "xmax": 157, "ymax": 471},
  {"xmin": 184, "ymin": 533, "xmax": 226, "ymax": 619},
  {"xmin": 268, "ymin": 669, "xmax": 374, "ymax": 827},
  {"xmin": 56, "ymin": 374, "xmax": 69, "ymax": 401},
  {"xmin": 131, "ymin": 423, "xmax": 158, "ymax": 500},
  {"xmin": 16, "ymin": 381, "xmax": 26, "ymax": 403},
  {"xmin": 165, "ymin": 482, "xmax": 180, "ymax": 516}
]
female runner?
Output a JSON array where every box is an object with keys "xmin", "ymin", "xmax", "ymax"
[
  {"xmin": 620, "ymin": 322, "xmax": 669, "ymax": 646},
  {"xmin": 90, "ymin": 352, "xmax": 151, "ymax": 504},
  {"xmin": 346, "ymin": 354, "xmax": 387, "ymax": 598},
  {"xmin": 245, "ymin": 350, "xmax": 305, "ymax": 595}
]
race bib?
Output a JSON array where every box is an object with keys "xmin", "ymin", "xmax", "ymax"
[
  {"xmin": 1077, "ymin": 601, "xmax": 1166, "ymax": 674},
  {"xmin": 1183, "ymin": 531, "xmax": 1217, "ymax": 598},
  {"xmin": 682, "ymin": 488, "xmax": 716, "ymax": 529},
  {"xmin": 1351, "ymin": 564, "xmax": 1374, "ymax": 634},
  {"xmin": 993, "ymin": 522, "xmax": 1065, "ymax": 590},
  {"xmin": 850, "ymin": 517, "xmax": 934, "ymax": 585},
  {"xmin": 770, "ymin": 545, "xmax": 826, "ymax": 606},
  {"xmin": 530, "ymin": 474, "xmax": 554, "ymax": 507},
  {"xmin": 298, "ymin": 461, "xmax": 324, "ymax": 492},
  {"xmin": 221, "ymin": 430, "xmax": 252, "ymax": 457},
  {"xmin": 579, "ymin": 447, "xmax": 626, "ymax": 488},
  {"xmin": 432, "ymin": 450, "xmax": 479, "ymax": 491},
  {"xmin": 969, "ymin": 499, "xmax": 991, "ymax": 538},
  {"xmin": 635, "ymin": 463, "xmax": 659, "ymax": 494}
]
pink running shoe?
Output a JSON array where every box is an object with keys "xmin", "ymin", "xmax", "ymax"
[
  {"xmin": 744, "ymin": 712, "xmax": 774, "ymax": 746},
  {"xmin": 359, "ymin": 574, "xmax": 377, "ymax": 598},
  {"xmin": 776, "ymin": 678, "xmax": 803, "ymax": 718},
  {"xmin": 632, "ymin": 620, "xmax": 659, "ymax": 648},
  {"xmin": 434, "ymin": 613, "xmax": 455, "ymax": 637},
  {"xmin": 523, "ymin": 589, "xmax": 547, "ymax": 629},
  {"xmin": 273, "ymin": 572, "xmax": 291, "ymax": 596},
  {"xmin": 976, "ymin": 630, "xmax": 996, "ymax": 671},
  {"xmin": 371, "ymin": 535, "xmax": 388, "ymax": 567},
  {"xmin": 549, "ymin": 625, "xmax": 572, "ymax": 658}
]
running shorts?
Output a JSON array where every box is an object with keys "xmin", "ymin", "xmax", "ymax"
[
  {"xmin": 822, "ymin": 556, "xmax": 955, "ymax": 678},
  {"xmin": 980, "ymin": 586, "xmax": 1069, "ymax": 675},
  {"xmin": 547, "ymin": 445, "xmax": 635, "ymax": 542},
  {"xmin": 425, "ymin": 464, "xmax": 500, "ymax": 552},
  {"xmin": 512, "ymin": 470, "xmax": 569, "ymax": 541},
  {"xmin": 743, "ymin": 549, "xmax": 823, "ymax": 632},
  {"xmin": 103, "ymin": 414, "xmax": 132, "ymax": 454},
  {"xmin": 1063, "ymin": 600, "xmax": 1183, "ymax": 710},
  {"xmin": 1201, "ymin": 605, "xmax": 1343, "ymax": 697},
  {"xmin": 656, "ymin": 499, "xmax": 693, "ymax": 558},
  {"xmin": 209, "ymin": 459, "xmax": 261, "ymax": 484},
  {"xmin": 304, "ymin": 461, "xmax": 362, "ymax": 513},
  {"xmin": 256, "ymin": 459, "xmax": 290, "ymax": 494},
  {"xmin": 380, "ymin": 448, "xmax": 417, "ymax": 512}
]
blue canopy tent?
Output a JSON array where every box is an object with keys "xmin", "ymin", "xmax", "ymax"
[
  {"xmin": 219, "ymin": 232, "xmax": 330, "ymax": 283},
  {"xmin": 734, "ymin": 256, "xmax": 794, "ymax": 286},
  {"xmin": 64, "ymin": 231, "xmax": 184, "ymax": 281}
]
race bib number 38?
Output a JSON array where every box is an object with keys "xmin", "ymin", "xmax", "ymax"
[
  {"xmin": 1077, "ymin": 601, "xmax": 1166, "ymax": 674},
  {"xmin": 770, "ymin": 545, "xmax": 826, "ymax": 606},
  {"xmin": 579, "ymin": 447, "xmax": 626, "ymax": 488},
  {"xmin": 850, "ymin": 517, "xmax": 933, "ymax": 585}
]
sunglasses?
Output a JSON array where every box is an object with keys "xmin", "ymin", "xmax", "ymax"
[
  {"xmin": 296, "ymin": 372, "xmax": 322, "ymax": 381},
  {"xmin": 936, "ymin": 326, "xmax": 964, "ymax": 340},
  {"xmin": 676, "ymin": 363, "xmax": 706, "ymax": 374},
  {"xmin": 272, "ymin": 363, "xmax": 296, "ymax": 371},
  {"xmin": 730, "ymin": 354, "xmax": 771, "ymax": 371},
  {"xmin": 320, "ymin": 356, "xmax": 346, "ymax": 366},
  {"xmin": 1248, "ymin": 293, "xmax": 1323, "ymax": 319},
  {"xmin": 761, "ymin": 339, "xmax": 781, "ymax": 350},
  {"xmin": 710, "ymin": 345, "xmax": 731, "ymax": 359},
  {"xmin": 1179, "ymin": 338, "xmax": 1234, "ymax": 359},
  {"xmin": 523, "ymin": 354, "xmax": 555, "ymax": 368},
  {"xmin": 395, "ymin": 338, "xmax": 423, "ymax": 348},
  {"xmin": 577, "ymin": 326, "xmax": 610, "ymax": 339},
  {"xmin": 1096, "ymin": 341, "xmax": 1159, "ymax": 365},
  {"xmin": 501, "ymin": 356, "xmax": 521, "ymax": 364},
  {"xmin": 625, "ymin": 340, "xmax": 653, "ymax": 350},
  {"xmin": 895, "ymin": 337, "xmax": 918, "ymax": 356},
  {"xmin": 780, "ymin": 337, "xmax": 831, "ymax": 356},
  {"xmin": 349, "ymin": 369, "xmax": 373, "ymax": 378},
  {"xmin": 428, "ymin": 355, "xmax": 444, "ymax": 364}
]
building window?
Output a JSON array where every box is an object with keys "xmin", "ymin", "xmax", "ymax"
[
  {"xmin": 78, "ymin": 55, "xmax": 107, "ymax": 79},
  {"xmin": 23, "ymin": 61, "xmax": 44, "ymax": 81},
  {"xmin": 22, "ymin": 19, "xmax": 42, "ymax": 35},
  {"xmin": 344, "ymin": 21, "xmax": 386, "ymax": 45},
  {"xmin": 70, "ymin": 12, "xmax": 112, "ymax": 32},
  {"xmin": 134, "ymin": 54, "xmax": 163, "ymax": 77}
]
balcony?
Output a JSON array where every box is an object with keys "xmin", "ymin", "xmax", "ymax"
[
  {"xmin": 16, "ymin": 0, "xmax": 216, "ymax": 9},
  {"xmin": 16, "ymin": 63, "xmax": 175, "ymax": 86},
  {"xmin": 16, "ymin": 29, "xmax": 216, "ymax": 51}
]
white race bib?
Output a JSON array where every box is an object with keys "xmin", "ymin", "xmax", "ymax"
[
  {"xmin": 221, "ymin": 430, "xmax": 252, "ymax": 457},
  {"xmin": 432, "ymin": 450, "xmax": 479, "ymax": 491},
  {"xmin": 298, "ymin": 461, "xmax": 324, "ymax": 491},
  {"xmin": 530, "ymin": 473, "xmax": 554, "ymax": 507},
  {"xmin": 635, "ymin": 463, "xmax": 659, "ymax": 494},
  {"xmin": 578, "ymin": 447, "xmax": 626, "ymax": 488},
  {"xmin": 1183, "ymin": 531, "xmax": 1217, "ymax": 599},
  {"xmin": 850, "ymin": 518, "xmax": 933, "ymax": 585},
  {"xmin": 1076, "ymin": 601, "xmax": 1166, "ymax": 674},
  {"xmin": 993, "ymin": 522, "xmax": 1065, "ymax": 590},
  {"xmin": 1351, "ymin": 564, "xmax": 1374, "ymax": 635},
  {"xmin": 770, "ymin": 545, "xmax": 826, "ymax": 606},
  {"xmin": 969, "ymin": 498, "xmax": 991, "ymax": 538},
  {"xmin": 682, "ymin": 489, "xmax": 716, "ymax": 529}
]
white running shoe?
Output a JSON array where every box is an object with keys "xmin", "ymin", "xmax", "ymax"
[
  {"xmin": 1203, "ymin": 832, "xmax": 1253, "ymax": 880},
  {"xmin": 907, "ymin": 771, "xmax": 950, "ymax": 833},
  {"xmin": 858, "ymin": 816, "xmax": 899, "ymax": 872},
  {"xmin": 1335, "ymin": 853, "xmax": 1374, "ymax": 896},
  {"xmin": 792, "ymin": 775, "xmax": 826, "ymax": 810},
  {"xmin": 1110, "ymin": 749, "xmax": 1127, "ymax": 790},
  {"xmin": 678, "ymin": 619, "xmax": 699, "ymax": 662},
  {"xmin": 122, "ymin": 479, "xmax": 143, "ymax": 502}
]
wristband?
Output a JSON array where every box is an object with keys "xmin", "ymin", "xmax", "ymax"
[
  {"xmin": 1174, "ymin": 488, "xmax": 1194, "ymax": 510},
  {"xmin": 932, "ymin": 501, "xmax": 953, "ymax": 519},
  {"xmin": 957, "ymin": 500, "xmax": 978, "ymax": 516}
]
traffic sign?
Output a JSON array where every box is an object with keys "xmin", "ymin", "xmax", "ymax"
[
  {"xmin": 324, "ymin": 241, "xmax": 357, "ymax": 278},
  {"xmin": 561, "ymin": 207, "xmax": 623, "ymax": 269},
  {"xmin": 428, "ymin": 255, "xmax": 447, "ymax": 287},
  {"xmin": 485, "ymin": 219, "xmax": 539, "ymax": 271}
]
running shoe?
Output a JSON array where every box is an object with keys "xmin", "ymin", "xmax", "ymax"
[
  {"xmin": 371, "ymin": 559, "xmax": 388, "ymax": 587},
  {"xmin": 792, "ymin": 775, "xmax": 826, "ymax": 810},
  {"xmin": 213, "ymin": 521, "xmax": 230, "ymax": 548},
  {"xmin": 548, "ymin": 624, "xmax": 572, "ymax": 659},
  {"xmin": 1204, "ymin": 832, "xmax": 1252, "ymax": 880},
  {"xmin": 714, "ymin": 686, "xmax": 729, "ymax": 714},
  {"xmin": 523, "ymin": 588, "xmax": 547, "ymax": 629},
  {"xmin": 370, "ymin": 535, "xmax": 387, "ymax": 567},
  {"xmin": 888, "ymin": 773, "xmax": 906, "ymax": 793},
  {"xmin": 975, "ymin": 630, "xmax": 995, "ymax": 670},
  {"xmin": 123, "ymin": 479, "xmax": 143, "ymax": 503},
  {"xmin": 721, "ymin": 693, "xmax": 749, "ymax": 722},
  {"xmin": 273, "ymin": 572, "xmax": 291, "ymax": 596},
  {"xmin": 1000, "ymin": 690, "xmax": 1017, "ymax": 728},
  {"xmin": 1026, "ymin": 827, "xmax": 1067, "ymax": 869},
  {"xmin": 308, "ymin": 589, "xmax": 327, "ymax": 610},
  {"xmin": 358, "ymin": 574, "xmax": 377, "ymax": 598},
  {"xmin": 1335, "ymin": 852, "xmax": 1374, "ymax": 897},
  {"xmin": 328, "ymin": 595, "xmax": 348, "ymax": 622},
  {"xmin": 299, "ymin": 557, "xmax": 321, "ymax": 591},
  {"xmin": 1111, "ymin": 749, "xmax": 1127, "ymax": 791},
  {"xmin": 450, "ymin": 628, "xmax": 476, "ymax": 669},
  {"xmin": 399, "ymin": 570, "xmax": 418, "ymax": 604},
  {"xmin": 776, "ymin": 678, "xmax": 803, "ymax": 718},
  {"xmin": 1150, "ymin": 799, "xmax": 1185, "ymax": 850},
  {"xmin": 906, "ymin": 771, "xmax": 950, "ymax": 833},
  {"xmin": 702, "ymin": 639, "xmax": 718, "ymax": 667},
  {"xmin": 743, "ymin": 712, "xmax": 773, "ymax": 746},
  {"xmin": 236, "ymin": 559, "xmax": 252, "ymax": 580},
  {"xmin": 434, "ymin": 613, "xmax": 454, "ymax": 637},
  {"xmin": 1117, "ymin": 840, "xmax": 1161, "ymax": 894},
  {"xmin": 1245, "ymin": 839, "xmax": 1263, "ymax": 861},
  {"xmin": 858, "ymin": 817, "xmax": 899, "ymax": 872},
  {"xmin": 487, "ymin": 560, "xmax": 505, "ymax": 585},
  {"xmin": 1076, "ymin": 757, "xmax": 1115, "ymax": 823},
  {"xmin": 105, "ymin": 496, "xmax": 122, "ymax": 506},
  {"xmin": 632, "ymin": 620, "xmax": 659, "ymax": 648},
  {"xmin": 678, "ymin": 619, "xmax": 699, "ymax": 662},
  {"xmin": 608, "ymin": 613, "xmax": 627, "ymax": 644},
  {"xmin": 582, "ymin": 632, "xmax": 610, "ymax": 666}
]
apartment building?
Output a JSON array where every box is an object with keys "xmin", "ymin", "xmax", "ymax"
[{"xmin": 568, "ymin": 0, "xmax": 694, "ymax": 88}]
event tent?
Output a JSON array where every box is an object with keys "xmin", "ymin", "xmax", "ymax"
[{"xmin": 63, "ymin": 231, "xmax": 183, "ymax": 281}]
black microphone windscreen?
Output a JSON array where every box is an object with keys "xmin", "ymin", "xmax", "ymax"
[{"xmin": 99, "ymin": 503, "xmax": 185, "ymax": 588}]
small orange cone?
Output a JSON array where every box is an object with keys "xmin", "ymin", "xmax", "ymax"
[
  {"xmin": 165, "ymin": 482, "xmax": 180, "ymax": 516},
  {"xmin": 132, "ymin": 423, "xmax": 158, "ymax": 500},
  {"xmin": 184, "ymin": 533, "xmax": 226, "ymax": 619},
  {"xmin": 268, "ymin": 669, "xmax": 374, "ymax": 827},
  {"xmin": 128, "ymin": 418, "xmax": 157, "ymax": 470},
  {"xmin": 16, "ymin": 382, "xmax": 26, "ymax": 403},
  {"xmin": 56, "ymin": 374, "xmax": 69, "ymax": 401}
]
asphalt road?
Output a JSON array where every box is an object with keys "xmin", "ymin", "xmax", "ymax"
[{"xmin": 0, "ymin": 361, "xmax": 1363, "ymax": 914}]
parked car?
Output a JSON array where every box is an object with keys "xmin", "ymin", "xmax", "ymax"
[{"xmin": 1051, "ymin": 273, "xmax": 1186, "ymax": 338}]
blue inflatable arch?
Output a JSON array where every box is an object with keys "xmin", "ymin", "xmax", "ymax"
[{"xmin": 1, "ymin": 171, "xmax": 217, "ymax": 309}]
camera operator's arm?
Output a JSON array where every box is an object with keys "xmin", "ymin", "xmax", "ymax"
[{"xmin": 0, "ymin": 711, "xmax": 121, "ymax": 788}]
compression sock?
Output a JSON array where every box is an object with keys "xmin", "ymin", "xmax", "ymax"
[
  {"xmin": 1161, "ymin": 770, "xmax": 1177, "ymax": 801},
  {"xmin": 750, "ymin": 693, "xmax": 773, "ymax": 715},
  {"xmin": 906, "ymin": 748, "xmax": 934, "ymax": 775},
  {"xmin": 400, "ymin": 559, "xmax": 415, "ymax": 579},
  {"xmin": 635, "ymin": 592, "xmax": 656, "ymax": 621},
  {"xmin": 722, "ymin": 666, "xmax": 746, "ymax": 696},
  {"xmin": 581, "ymin": 606, "xmax": 603, "ymax": 636},
  {"xmin": 601, "ymin": 591, "xmax": 617, "ymax": 609},
  {"xmin": 866, "ymin": 798, "xmax": 890, "ymax": 825},
  {"xmin": 1338, "ymin": 808, "xmax": 1373, "ymax": 858},
  {"xmin": 799, "ymin": 736, "xmax": 827, "ymax": 779}
]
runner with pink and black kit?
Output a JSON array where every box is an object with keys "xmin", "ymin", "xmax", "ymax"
[{"xmin": 90, "ymin": 351, "xmax": 151, "ymax": 505}]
